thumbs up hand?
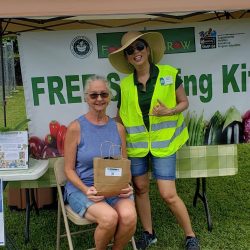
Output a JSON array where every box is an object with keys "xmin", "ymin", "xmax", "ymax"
[{"xmin": 149, "ymin": 99, "xmax": 176, "ymax": 116}]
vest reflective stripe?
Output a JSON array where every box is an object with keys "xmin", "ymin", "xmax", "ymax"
[
  {"xmin": 151, "ymin": 121, "xmax": 186, "ymax": 148},
  {"xmin": 151, "ymin": 120, "xmax": 177, "ymax": 131},
  {"xmin": 126, "ymin": 125, "xmax": 147, "ymax": 134},
  {"xmin": 127, "ymin": 141, "xmax": 148, "ymax": 149}
]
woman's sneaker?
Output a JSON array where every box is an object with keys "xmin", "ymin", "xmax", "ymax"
[
  {"xmin": 136, "ymin": 230, "xmax": 157, "ymax": 250},
  {"xmin": 185, "ymin": 236, "xmax": 200, "ymax": 250}
]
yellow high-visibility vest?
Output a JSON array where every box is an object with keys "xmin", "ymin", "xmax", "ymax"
[{"xmin": 119, "ymin": 64, "xmax": 189, "ymax": 157}]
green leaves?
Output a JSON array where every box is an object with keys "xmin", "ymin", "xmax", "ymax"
[
  {"xmin": 185, "ymin": 111, "xmax": 206, "ymax": 146},
  {"xmin": 0, "ymin": 118, "xmax": 30, "ymax": 132},
  {"xmin": 222, "ymin": 106, "xmax": 242, "ymax": 131},
  {"xmin": 186, "ymin": 106, "xmax": 243, "ymax": 145}
]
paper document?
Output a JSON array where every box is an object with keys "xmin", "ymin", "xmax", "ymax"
[{"xmin": 0, "ymin": 131, "xmax": 28, "ymax": 170}]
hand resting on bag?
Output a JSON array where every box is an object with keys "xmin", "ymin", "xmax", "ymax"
[
  {"xmin": 86, "ymin": 186, "xmax": 105, "ymax": 202},
  {"xmin": 118, "ymin": 184, "xmax": 133, "ymax": 198}
]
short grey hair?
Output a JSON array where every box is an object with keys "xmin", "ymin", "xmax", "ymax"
[{"xmin": 83, "ymin": 75, "xmax": 113, "ymax": 101}]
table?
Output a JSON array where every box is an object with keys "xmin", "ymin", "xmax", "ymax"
[
  {"xmin": 176, "ymin": 144, "xmax": 238, "ymax": 231},
  {"xmin": 1, "ymin": 158, "xmax": 49, "ymax": 182},
  {"xmin": 1, "ymin": 158, "xmax": 49, "ymax": 249},
  {"xmin": 176, "ymin": 144, "xmax": 237, "ymax": 178},
  {"xmin": 8, "ymin": 145, "xmax": 238, "ymax": 233}
]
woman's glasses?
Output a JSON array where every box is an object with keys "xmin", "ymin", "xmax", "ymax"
[
  {"xmin": 124, "ymin": 41, "xmax": 146, "ymax": 56},
  {"xmin": 86, "ymin": 92, "xmax": 109, "ymax": 99}
]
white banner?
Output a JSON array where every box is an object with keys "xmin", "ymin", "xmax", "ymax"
[{"xmin": 18, "ymin": 19, "xmax": 250, "ymax": 156}]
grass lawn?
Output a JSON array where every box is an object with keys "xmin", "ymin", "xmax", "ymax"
[
  {"xmin": 0, "ymin": 86, "xmax": 27, "ymax": 129},
  {"xmin": 1, "ymin": 87, "xmax": 250, "ymax": 249}
]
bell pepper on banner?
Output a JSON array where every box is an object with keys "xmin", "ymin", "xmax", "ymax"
[
  {"xmin": 49, "ymin": 120, "xmax": 60, "ymax": 138},
  {"xmin": 57, "ymin": 125, "xmax": 67, "ymax": 155}
]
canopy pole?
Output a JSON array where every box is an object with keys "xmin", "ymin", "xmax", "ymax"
[{"xmin": 0, "ymin": 19, "xmax": 7, "ymax": 127}]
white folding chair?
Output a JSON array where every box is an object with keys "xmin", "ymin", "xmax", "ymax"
[{"xmin": 54, "ymin": 157, "xmax": 137, "ymax": 250}]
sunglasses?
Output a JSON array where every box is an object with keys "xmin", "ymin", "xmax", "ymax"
[
  {"xmin": 86, "ymin": 92, "xmax": 109, "ymax": 99},
  {"xmin": 124, "ymin": 41, "xmax": 146, "ymax": 56}
]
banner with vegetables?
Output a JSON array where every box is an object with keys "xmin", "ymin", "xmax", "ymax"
[{"xmin": 18, "ymin": 19, "xmax": 250, "ymax": 159}]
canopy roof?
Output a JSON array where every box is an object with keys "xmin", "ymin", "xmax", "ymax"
[
  {"xmin": 1, "ymin": 0, "xmax": 250, "ymax": 36},
  {"xmin": 1, "ymin": 0, "xmax": 250, "ymax": 18}
]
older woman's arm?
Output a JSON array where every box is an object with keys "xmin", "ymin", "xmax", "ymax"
[
  {"xmin": 64, "ymin": 120, "xmax": 89, "ymax": 194},
  {"xmin": 116, "ymin": 122, "xmax": 133, "ymax": 197},
  {"xmin": 116, "ymin": 122, "xmax": 127, "ymax": 158},
  {"xmin": 64, "ymin": 120, "xmax": 104, "ymax": 202},
  {"xmin": 114, "ymin": 109, "xmax": 123, "ymax": 124}
]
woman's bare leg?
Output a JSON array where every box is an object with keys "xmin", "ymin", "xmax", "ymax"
[
  {"xmin": 157, "ymin": 179, "xmax": 195, "ymax": 237},
  {"xmin": 133, "ymin": 174, "xmax": 153, "ymax": 234},
  {"xmin": 85, "ymin": 202, "xmax": 118, "ymax": 250},
  {"xmin": 112, "ymin": 199, "xmax": 137, "ymax": 250}
]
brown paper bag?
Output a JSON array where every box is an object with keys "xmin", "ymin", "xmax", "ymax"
[{"xmin": 93, "ymin": 153, "xmax": 131, "ymax": 197}]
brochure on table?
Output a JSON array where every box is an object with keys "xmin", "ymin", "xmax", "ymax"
[
  {"xmin": 0, "ymin": 179, "xmax": 4, "ymax": 246},
  {"xmin": 0, "ymin": 131, "xmax": 28, "ymax": 170}
]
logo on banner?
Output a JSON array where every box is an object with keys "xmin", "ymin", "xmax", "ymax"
[
  {"xmin": 199, "ymin": 28, "xmax": 217, "ymax": 49},
  {"xmin": 70, "ymin": 36, "xmax": 93, "ymax": 58},
  {"xmin": 96, "ymin": 27, "xmax": 196, "ymax": 58}
]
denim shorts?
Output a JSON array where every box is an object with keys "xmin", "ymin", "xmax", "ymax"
[
  {"xmin": 66, "ymin": 190, "xmax": 134, "ymax": 217},
  {"xmin": 129, "ymin": 153, "xmax": 176, "ymax": 180}
]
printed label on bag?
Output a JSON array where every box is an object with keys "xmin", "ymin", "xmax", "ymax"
[{"xmin": 105, "ymin": 167, "xmax": 122, "ymax": 176}]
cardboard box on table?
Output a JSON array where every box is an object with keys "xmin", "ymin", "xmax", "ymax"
[
  {"xmin": 7, "ymin": 187, "xmax": 56, "ymax": 209},
  {"xmin": 6, "ymin": 158, "xmax": 58, "ymax": 209}
]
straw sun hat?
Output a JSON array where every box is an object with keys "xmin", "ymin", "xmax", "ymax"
[{"xmin": 108, "ymin": 31, "xmax": 166, "ymax": 74}]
